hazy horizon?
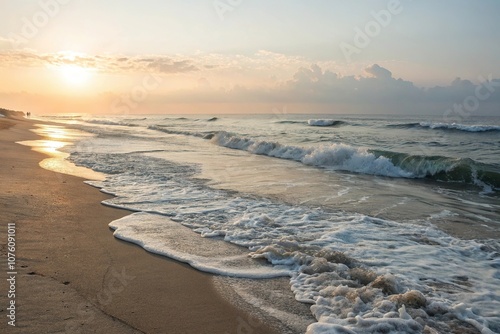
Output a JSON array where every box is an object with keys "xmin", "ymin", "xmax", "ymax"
[{"xmin": 1, "ymin": 1, "xmax": 499, "ymax": 116}]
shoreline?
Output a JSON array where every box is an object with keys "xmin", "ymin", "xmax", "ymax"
[{"xmin": 0, "ymin": 115, "xmax": 280, "ymax": 333}]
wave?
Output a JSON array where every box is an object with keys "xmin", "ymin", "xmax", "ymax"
[
  {"xmin": 123, "ymin": 117, "xmax": 146, "ymax": 121},
  {"xmin": 146, "ymin": 125, "xmax": 500, "ymax": 190},
  {"xmin": 307, "ymin": 119, "xmax": 346, "ymax": 127},
  {"xmin": 212, "ymin": 132, "xmax": 412, "ymax": 178},
  {"xmin": 162, "ymin": 117, "xmax": 193, "ymax": 122},
  {"xmin": 85, "ymin": 119, "xmax": 139, "ymax": 127},
  {"xmin": 211, "ymin": 132, "xmax": 500, "ymax": 190},
  {"xmin": 71, "ymin": 152, "xmax": 499, "ymax": 334},
  {"xmin": 148, "ymin": 125, "xmax": 214, "ymax": 139},
  {"xmin": 274, "ymin": 120, "xmax": 305, "ymax": 125},
  {"xmin": 161, "ymin": 116, "xmax": 217, "ymax": 122},
  {"xmin": 388, "ymin": 122, "xmax": 500, "ymax": 133},
  {"xmin": 419, "ymin": 122, "xmax": 500, "ymax": 132},
  {"xmin": 370, "ymin": 151, "xmax": 500, "ymax": 191},
  {"xmin": 40, "ymin": 115, "xmax": 83, "ymax": 120},
  {"xmin": 386, "ymin": 122, "xmax": 421, "ymax": 129}
]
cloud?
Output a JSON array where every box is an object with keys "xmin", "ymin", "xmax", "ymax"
[
  {"xmin": 178, "ymin": 64, "xmax": 500, "ymax": 115},
  {"xmin": 277, "ymin": 64, "xmax": 421, "ymax": 103},
  {"xmin": 146, "ymin": 59, "xmax": 198, "ymax": 73},
  {"xmin": 1, "ymin": 48, "xmax": 499, "ymax": 115},
  {"xmin": 0, "ymin": 49, "xmax": 322, "ymax": 86},
  {"xmin": 0, "ymin": 36, "xmax": 15, "ymax": 50},
  {"xmin": 0, "ymin": 51, "xmax": 200, "ymax": 74},
  {"xmin": 365, "ymin": 64, "xmax": 392, "ymax": 80}
]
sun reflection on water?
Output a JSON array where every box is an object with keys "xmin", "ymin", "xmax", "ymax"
[{"xmin": 17, "ymin": 124, "xmax": 104, "ymax": 181}]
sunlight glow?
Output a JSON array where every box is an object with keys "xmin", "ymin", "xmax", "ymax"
[
  {"xmin": 17, "ymin": 124, "xmax": 104, "ymax": 181},
  {"xmin": 56, "ymin": 64, "xmax": 93, "ymax": 86},
  {"xmin": 17, "ymin": 124, "xmax": 104, "ymax": 180}
]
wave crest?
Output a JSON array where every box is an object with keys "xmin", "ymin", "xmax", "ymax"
[
  {"xmin": 388, "ymin": 122, "xmax": 500, "ymax": 133},
  {"xmin": 85, "ymin": 119, "xmax": 139, "ymax": 127},
  {"xmin": 420, "ymin": 122, "xmax": 500, "ymax": 132},
  {"xmin": 307, "ymin": 119, "xmax": 346, "ymax": 127},
  {"xmin": 212, "ymin": 132, "xmax": 500, "ymax": 190},
  {"xmin": 212, "ymin": 132, "xmax": 411, "ymax": 178}
]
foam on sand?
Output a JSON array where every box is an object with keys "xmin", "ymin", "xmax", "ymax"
[{"xmin": 110, "ymin": 212, "xmax": 290, "ymax": 278}]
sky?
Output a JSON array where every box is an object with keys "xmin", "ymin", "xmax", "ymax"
[{"xmin": 0, "ymin": 0, "xmax": 499, "ymax": 115}]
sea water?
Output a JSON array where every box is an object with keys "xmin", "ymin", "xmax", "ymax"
[{"xmin": 41, "ymin": 114, "xmax": 500, "ymax": 333}]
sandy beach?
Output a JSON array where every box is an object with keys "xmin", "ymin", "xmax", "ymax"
[
  {"xmin": 0, "ymin": 112, "xmax": 279, "ymax": 334},
  {"xmin": 2, "ymin": 4, "xmax": 499, "ymax": 332}
]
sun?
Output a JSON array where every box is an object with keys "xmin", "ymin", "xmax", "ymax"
[{"xmin": 57, "ymin": 64, "xmax": 93, "ymax": 86}]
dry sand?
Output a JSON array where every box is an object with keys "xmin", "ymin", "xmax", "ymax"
[{"xmin": 0, "ymin": 113, "xmax": 279, "ymax": 333}]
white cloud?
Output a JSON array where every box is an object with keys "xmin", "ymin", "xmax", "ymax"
[
  {"xmin": 1, "ymin": 49, "xmax": 499, "ymax": 115},
  {"xmin": 0, "ymin": 51, "xmax": 200, "ymax": 74},
  {"xmin": 175, "ymin": 64, "xmax": 500, "ymax": 114}
]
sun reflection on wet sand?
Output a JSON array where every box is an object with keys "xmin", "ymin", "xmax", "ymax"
[{"xmin": 17, "ymin": 124, "xmax": 104, "ymax": 181}]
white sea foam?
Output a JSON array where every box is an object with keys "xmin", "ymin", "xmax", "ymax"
[
  {"xmin": 429, "ymin": 210, "xmax": 459, "ymax": 220},
  {"xmin": 419, "ymin": 122, "xmax": 500, "ymax": 132},
  {"xmin": 58, "ymin": 115, "xmax": 500, "ymax": 334},
  {"xmin": 84, "ymin": 119, "xmax": 124, "ymax": 126},
  {"xmin": 84, "ymin": 119, "xmax": 139, "ymax": 127},
  {"xmin": 110, "ymin": 212, "xmax": 290, "ymax": 278},
  {"xmin": 212, "ymin": 132, "xmax": 412, "ymax": 178},
  {"xmin": 67, "ymin": 150, "xmax": 500, "ymax": 334},
  {"xmin": 308, "ymin": 119, "xmax": 341, "ymax": 127},
  {"xmin": 148, "ymin": 124, "xmax": 207, "ymax": 138}
]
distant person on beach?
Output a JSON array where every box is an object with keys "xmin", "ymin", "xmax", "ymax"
[{"xmin": 26, "ymin": 112, "xmax": 31, "ymax": 118}]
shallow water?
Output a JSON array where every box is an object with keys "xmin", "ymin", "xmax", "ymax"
[{"xmin": 38, "ymin": 114, "xmax": 500, "ymax": 334}]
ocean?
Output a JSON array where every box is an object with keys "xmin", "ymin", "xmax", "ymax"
[{"xmin": 39, "ymin": 113, "xmax": 499, "ymax": 333}]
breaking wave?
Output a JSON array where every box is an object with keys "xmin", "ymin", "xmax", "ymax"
[
  {"xmin": 307, "ymin": 119, "xmax": 347, "ymax": 127},
  {"xmin": 388, "ymin": 122, "xmax": 500, "ymax": 133},
  {"xmin": 148, "ymin": 124, "xmax": 215, "ymax": 139},
  {"xmin": 211, "ymin": 132, "xmax": 500, "ymax": 190},
  {"xmin": 85, "ymin": 119, "xmax": 140, "ymax": 127}
]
